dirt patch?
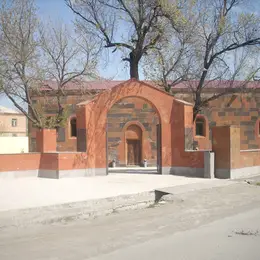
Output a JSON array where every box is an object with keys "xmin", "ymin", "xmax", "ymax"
[{"xmin": 233, "ymin": 230, "xmax": 259, "ymax": 236}]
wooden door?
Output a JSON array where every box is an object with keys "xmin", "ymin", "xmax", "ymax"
[{"xmin": 127, "ymin": 140, "xmax": 141, "ymax": 166}]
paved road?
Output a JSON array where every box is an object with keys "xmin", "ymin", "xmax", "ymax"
[
  {"xmin": 1, "ymin": 182, "xmax": 260, "ymax": 260},
  {"xmin": 91, "ymin": 207, "xmax": 260, "ymax": 260}
]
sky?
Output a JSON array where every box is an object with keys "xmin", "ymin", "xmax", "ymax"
[
  {"xmin": 35, "ymin": 0, "xmax": 130, "ymax": 80},
  {"xmin": 0, "ymin": 0, "xmax": 260, "ymax": 109},
  {"xmin": 0, "ymin": 0, "xmax": 130, "ymax": 109}
]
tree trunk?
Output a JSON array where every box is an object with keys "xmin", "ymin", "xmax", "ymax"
[
  {"xmin": 129, "ymin": 59, "xmax": 139, "ymax": 80},
  {"xmin": 129, "ymin": 52, "xmax": 140, "ymax": 80},
  {"xmin": 193, "ymin": 106, "xmax": 199, "ymax": 122},
  {"xmin": 193, "ymin": 90, "xmax": 202, "ymax": 121}
]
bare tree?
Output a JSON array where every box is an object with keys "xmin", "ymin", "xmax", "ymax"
[
  {"xmin": 37, "ymin": 23, "xmax": 100, "ymax": 128},
  {"xmin": 0, "ymin": 0, "xmax": 99, "ymax": 129},
  {"xmin": 144, "ymin": 4, "xmax": 196, "ymax": 92},
  {"xmin": 66, "ymin": 0, "xmax": 172, "ymax": 80},
  {"xmin": 0, "ymin": 122, "xmax": 7, "ymax": 136},
  {"xmin": 148, "ymin": 0, "xmax": 260, "ymax": 120},
  {"xmin": 0, "ymin": 0, "xmax": 42, "ymax": 127}
]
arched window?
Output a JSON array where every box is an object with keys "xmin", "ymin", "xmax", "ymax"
[
  {"xmin": 195, "ymin": 117, "xmax": 205, "ymax": 137},
  {"xmin": 70, "ymin": 117, "xmax": 77, "ymax": 137}
]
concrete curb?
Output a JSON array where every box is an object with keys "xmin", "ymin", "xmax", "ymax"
[
  {"xmin": 0, "ymin": 191, "xmax": 156, "ymax": 229},
  {"xmin": 0, "ymin": 179, "xmax": 236, "ymax": 229}
]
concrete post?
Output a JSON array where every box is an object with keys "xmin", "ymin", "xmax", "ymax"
[{"xmin": 204, "ymin": 151, "xmax": 215, "ymax": 178}]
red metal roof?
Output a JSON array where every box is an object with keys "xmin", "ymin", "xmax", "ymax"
[
  {"xmin": 40, "ymin": 79, "xmax": 260, "ymax": 91},
  {"xmin": 41, "ymin": 80, "xmax": 126, "ymax": 91}
]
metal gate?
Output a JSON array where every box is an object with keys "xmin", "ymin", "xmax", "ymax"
[{"xmin": 156, "ymin": 124, "xmax": 162, "ymax": 174}]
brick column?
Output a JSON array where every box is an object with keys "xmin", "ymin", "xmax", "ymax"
[
  {"xmin": 36, "ymin": 129, "xmax": 57, "ymax": 153},
  {"xmin": 212, "ymin": 125, "xmax": 240, "ymax": 178},
  {"xmin": 184, "ymin": 104, "xmax": 194, "ymax": 150}
]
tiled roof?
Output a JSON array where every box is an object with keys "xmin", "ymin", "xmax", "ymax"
[
  {"xmin": 40, "ymin": 79, "xmax": 260, "ymax": 91},
  {"xmin": 171, "ymin": 80, "xmax": 260, "ymax": 89},
  {"xmin": 41, "ymin": 80, "xmax": 126, "ymax": 91},
  {"xmin": 0, "ymin": 106, "xmax": 21, "ymax": 114}
]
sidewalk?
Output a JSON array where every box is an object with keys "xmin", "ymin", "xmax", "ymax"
[
  {"xmin": 0, "ymin": 174, "xmax": 233, "ymax": 228},
  {"xmin": 0, "ymin": 174, "xmax": 230, "ymax": 211}
]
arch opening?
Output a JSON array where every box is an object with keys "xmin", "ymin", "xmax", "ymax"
[{"xmin": 107, "ymin": 96, "xmax": 161, "ymax": 172}]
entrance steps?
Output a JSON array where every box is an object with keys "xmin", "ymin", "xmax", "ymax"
[{"xmin": 108, "ymin": 167, "xmax": 158, "ymax": 174}]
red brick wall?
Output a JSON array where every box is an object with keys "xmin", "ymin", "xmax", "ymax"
[
  {"xmin": 0, "ymin": 153, "xmax": 41, "ymax": 172},
  {"xmin": 58, "ymin": 153, "xmax": 88, "ymax": 170},
  {"xmin": 0, "ymin": 152, "xmax": 88, "ymax": 173},
  {"xmin": 240, "ymin": 150, "xmax": 260, "ymax": 168}
]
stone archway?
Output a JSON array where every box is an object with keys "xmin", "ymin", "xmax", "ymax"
[
  {"xmin": 107, "ymin": 95, "xmax": 160, "ymax": 169},
  {"xmin": 76, "ymin": 79, "xmax": 194, "ymax": 176}
]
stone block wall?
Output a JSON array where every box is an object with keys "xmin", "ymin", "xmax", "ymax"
[
  {"xmin": 174, "ymin": 92, "xmax": 260, "ymax": 150},
  {"xmin": 29, "ymin": 94, "xmax": 94, "ymax": 152},
  {"xmin": 107, "ymin": 97, "xmax": 159, "ymax": 166},
  {"xmin": 29, "ymin": 84, "xmax": 260, "ymax": 154}
]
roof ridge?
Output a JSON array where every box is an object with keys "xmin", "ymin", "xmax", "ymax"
[{"xmin": 0, "ymin": 105, "xmax": 21, "ymax": 114}]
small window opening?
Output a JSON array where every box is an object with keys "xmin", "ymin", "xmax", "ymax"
[
  {"xmin": 195, "ymin": 117, "xmax": 205, "ymax": 136},
  {"xmin": 70, "ymin": 118, "xmax": 77, "ymax": 137},
  {"xmin": 11, "ymin": 118, "xmax": 17, "ymax": 127}
]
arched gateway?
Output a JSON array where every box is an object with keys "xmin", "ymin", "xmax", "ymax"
[
  {"xmin": 107, "ymin": 97, "xmax": 160, "ymax": 169},
  {"xmin": 76, "ymin": 79, "xmax": 198, "ymax": 176}
]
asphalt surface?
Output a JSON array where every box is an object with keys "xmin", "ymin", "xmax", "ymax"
[{"xmin": 0, "ymin": 181, "xmax": 260, "ymax": 260}]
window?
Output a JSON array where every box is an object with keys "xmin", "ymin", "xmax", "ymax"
[
  {"xmin": 195, "ymin": 117, "xmax": 205, "ymax": 136},
  {"xmin": 11, "ymin": 118, "xmax": 17, "ymax": 127},
  {"xmin": 70, "ymin": 118, "xmax": 77, "ymax": 137},
  {"xmin": 30, "ymin": 138, "xmax": 36, "ymax": 152}
]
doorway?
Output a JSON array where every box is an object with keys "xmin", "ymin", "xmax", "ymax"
[{"xmin": 127, "ymin": 139, "xmax": 141, "ymax": 166}]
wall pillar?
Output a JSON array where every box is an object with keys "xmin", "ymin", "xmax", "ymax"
[
  {"xmin": 76, "ymin": 105, "xmax": 87, "ymax": 152},
  {"xmin": 36, "ymin": 129, "xmax": 57, "ymax": 153},
  {"xmin": 212, "ymin": 125, "xmax": 240, "ymax": 178}
]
